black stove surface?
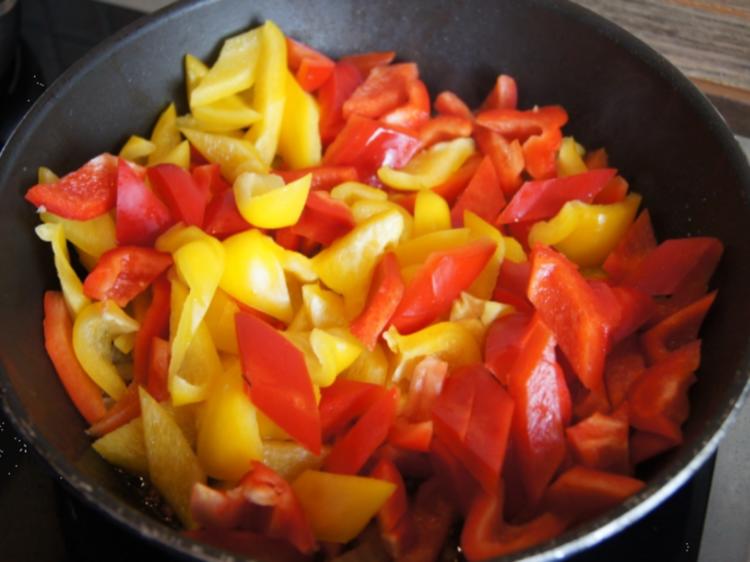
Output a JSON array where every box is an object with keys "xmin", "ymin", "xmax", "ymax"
[{"xmin": 0, "ymin": 1, "xmax": 716, "ymax": 561}]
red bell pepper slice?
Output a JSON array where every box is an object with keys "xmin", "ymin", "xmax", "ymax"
[
  {"xmin": 492, "ymin": 259, "xmax": 533, "ymax": 314},
  {"xmin": 350, "ymin": 251, "xmax": 404, "ymax": 350},
  {"xmin": 507, "ymin": 315, "xmax": 567, "ymax": 505},
  {"xmin": 236, "ymin": 311, "xmax": 321, "ymax": 455},
  {"xmin": 484, "ymin": 312, "xmax": 531, "ymax": 385},
  {"xmin": 323, "ymin": 115, "xmax": 421, "ymax": 185},
  {"xmin": 147, "ymin": 164, "xmax": 206, "ymax": 228},
  {"xmin": 388, "ymin": 419, "xmax": 434, "ymax": 452},
  {"xmin": 585, "ymin": 147, "xmax": 609, "ymax": 170},
  {"xmin": 627, "ymin": 340, "xmax": 700, "ymax": 442},
  {"xmin": 602, "ymin": 210, "xmax": 657, "ymax": 282},
  {"xmin": 339, "ymin": 51, "xmax": 396, "ymax": 78},
  {"xmin": 390, "ymin": 239, "xmax": 496, "ymax": 334},
  {"xmin": 190, "ymin": 461, "xmax": 316, "ymax": 554},
  {"xmin": 476, "ymin": 106, "xmax": 568, "ymax": 142},
  {"xmin": 398, "ymin": 478, "xmax": 456, "ymax": 562},
  {"xmin": 570, "ymin": 378, "xmax": 611, "ymax": 421},
  {"xmin": 273, "ymin": 166, "xmax": 358, "ymax": 191},
  {"xmin": 430, "ymin": 436, "xmax": 480, "ymax": 514},
  {"xmin": 479, "ymin": 74, "xmax": 518, "ymax": 111},
  {"xmin": 132, "ymin": 274, "xmax": 171, "ymax": 385},
  {"xmin": 274, "ymin": 228, "xmax": 302, "ymax": 252},
  {"xmin": 435, "ymin": 90, "xmax": 473, "ymax": 120},
  {"xmin": 566, "ymin": 411, "xmax": 630, "ymax": 474},
  {"xmin": 418, "ymin": 115, "xmax": 474, "ymax": 148},
  {"xmin": 318, "ymin": 61, "xmax": 363, "ymax": 143},
  {"xmin": 451, "ymin": 155, "xmax": 506, "ymax": 227},
  {"xmin": 396, "ymin": 154, "xmax": 482, "ymax": 213},
  {"xmin": 588, "ymin": 280, "xmax": 654, "ymax": 346},
  {"xmin": 286, "ymin": 37, "xmax": 334, "ymax": 92},
  {"xmin": 402, "ymin": 355, "xmax": 448, "ymax": 422},
  {"xmin": 543, "ymin": 466, "xmax": 645, "ymax": 525},
  {"xmin": 192, "ymin": 163, "xmax": 229, "ymax": 201},
  {"xmin": 370, "ymin": 458, "xmax": 412, "ymax": 557},
  {"xmin": 497, "ymin": 168, "xmax": 616, "ymax": 224},
  {"xmin": 146, "ymin": 336, "xmax": 170, "ymax": 402},
  {"xmin": 318, "ymin": 378, "xmax": 383, "ymax": 440},
  {"xmin": 461, "ymin": 486, "xmax": 567, "ymax": 562},
  {"xmin": 527, "ymin": 245, "xmax": 611, "ymax": 390},
  {"xmin": 342, "ymin": 63, "xmax": 418, "ymax": 120},
  {"xmin": 641, "ymin": 291, "xmax": 716, "ymax": 364},
  {"xmin": 83, "ymin": 246, "xmax": 172, "ymax": 308},
  {"xmin": 630, "ymin": 430, "xmax": 680, "ymax": 465},
  {"xmin": 289, "ymin": 191, "xmax": 355, "ymax": 246},
  {"xmin": 623, "ymin": 237, "xmax": 723, "ymax": 297},
  {"xmin": 87, "ymin": 382, "xmax": 140, "ymax": 437},
  {"xmin": 523, "ymin": 126, "xmax": 563, "ymax": 180},
  {"xmin": 42, "ymin": 291, "xmax": 106, "ymax": 425},
  {"xmin": 382, "ymin": 79, "xmax": 431, "ymax": 132},
  {"xmin": 203, "ymin": 188, "xmax": 251, "ymax": 239},
  {"xmin": 26, "ymin": 153, "xmax": 118, "ymax": 220},
  {"xmin": 604, "ymin": 337, "xmax": 646, "ymax": 410},
  {"xmin": 473, "ymin": 126, "xmax": 524, "ymax": 196},
  {"xmin": 593, "ymin": 175, "xmax": 629, "ymax": 205},
  {"xmin": 323, "ymin": 386, "xmax": 398, "ymax": 475},
  {"xmin": 115, "ymin": 158, "xmax": 173, "ymax": 246}
]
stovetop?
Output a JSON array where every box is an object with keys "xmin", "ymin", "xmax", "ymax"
[{"xmin": 0, "ymin": 1, "xmax": 742, "ymax": 561}]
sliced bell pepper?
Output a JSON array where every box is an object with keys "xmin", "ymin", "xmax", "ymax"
[
  {"xmin": 146, "ymin": 336, "xmax": 170, "ymax": 402},
  {"xmin": 370, "ymin": 458, "xmax": 411, "ymax": 557},
  {"xmin": 602, "ymin": 209, "xmax": 657, "ymax": 282},
  {"xmin": 528, "ymin": 193, "xmax": 642, "ymax": 268},
  {"xmin": 382, "ymin": 79, "xmax": 431, "ymax": 132},
  {"xmin": 324, "ymin": 386, "xmax": 398, "ymax": 474},
  {"xmin": 479, "ymin": 74, "xmax": 518, "ymax": 111},
  {"xmin": 451, "ymin": 156, "xmax": 506, "ymax": 227},
  {"xmin": 274, "ymin": 165, "xmax": 358, "ymax": 191},
  {"xmin": 413, "ymin": 189, "xmax": 451, "ymax": 236},
  {"xmin": 492, "ymin": 258, "xmax": 532, "ymax": 313},
  {"xmin": 419, "ymin": 115, "xmax": 474, "ymax": 148},
  {"xmin": 483, "ymin": 312, "xmax": 531, "ymax": 385},
  {"xmin": 148, "ymin": 104, "xmax": 182, "ymax": 166},
  {"xmin": 527, "ymin": 245, "xmax": 611, "ymax": 389},
  {"xmin": 435, "ymin": 90, "xmax": 473, "ymax": 119},
  {"xmin": 191, "ymin": 461, "xmax": 315, "ymax": 554},
  {"xmin": 498, "ymin": 168, "xmax": 616, "ymax": 225},
  {"xmin": 350, "ymin": 198, "xmax": 414, "ymax": 242},
  {"xmin": 82, "ymin": 246, "xmax": 172, "ymax": 307},
  {"xmin": 286, "ymin": 37, "xmax": 334, "ymax": 92},
  {"xmin": 340, "ymin": 343, "xmax": 390, "ymax": 386},
  {"xmin": 41, "ymin": 211, "xmax": 117, "ymax": 263},
  {"xmin": 556, "ymin": 136, "xmax": 587, "ymax": 177},
  {"xmin": 449, "ymin": 292, "xmax": 510, "ymax": 343},
  {"xmin": 278, "ymin": 70, "xmax": 322, "ymax": 169},
  {"xmin": 323, "ymin": 115, "xmax": 421, "ymax": 184},
  {"xmin": 289, "ymin": 190, "xmax": 354, "ymax": 246},
  {"xmin": 594, "ymin": 175, "xmax": 629, "ymax": 204},
  {"xmin": 543, "ymin": 466, "xmax": 644, "ymax": 525},
  {"xmin": 196, "ymin": 359, "xmax": 263, "ymax": 481},
  {"xmin": 291, "ymin": 470, "xmax": 395, "ymax": 544},
  {"xmin": 463, "ymin": 211, "xmax": 508, "ymax": 299},
  {"xmin": 202, "ymin": 187, "xmax": 250, "ymax": 239},
  {"xmin": 388, "ymin": 419, "xmax": 434, "ymax": 452},
  {"xmin": 343, "ymin": 63, "xmax": 418, "ymax": 120},
  {"xmin": 566, "ymin": 411, "xmax": 630, "ymax": 474},
  {"xmin": 72, "ymin": 300, "xmax": 140, "ymax": 400},
  {"xmin": 236, "ymin": 310, "xmax": 321, "ymax": 454},
  {"xmin": 234, "ymin": 172, "xmax": 311, "ymax": 228},
  {"xmin": 630, "ymin": 430, "xmax": 680, "ymax": 465},
  {"xmin": 189, "ymin": 29, "xmax": 261, "ymax": 107},
  {"xmin": 42, "ymin": 291, "xmax": 107, "ymax": 424},
  {"xmin": 473, "ymin": 126, "xmax": 524, "ymax": 196},
  {"xmin": 627, "ymin": 340, "xmax": 700, "ymax": 442},
  {"xmin": 317, "ymin": 61, "xmax": 363, "ymax": 143},
  {"xmin": 35, "ymin": 222, "xmax": 90, "ymax": 316},
  {"xmin": 115, "ymin": 158, "xmax": 173, "ymax": 246},
  {"xmin": 87, "ymin": 381, "xmax": 141, "ymax": 437},
  {"xmin": 340, "ymin": 51, "xmax": 396, "ymax": 77},
  {"xmin": 585, "ymin": 147, "xmax": 609, "ymax": 169},
  {"xmin": 507, "ymin": 315, "xmax": 567, "ymax": 505},
  {"xmin": 390, "ymin": 239, "xmax": 496, "ymax": 334},
  {"xmin": 604, "ymin": 338, "xmax": 646, "ymax": 409},
  {"xmin": 119, "ymin": 135, "xmax": 156, "ymax": 163},
  {"xmin": 398, "ymin": 478, "xmax": 456, "ymax": 562},
  {"xmin": 181, "ymin": 127, "xmax": 266, "ymax": 181},
  {"xmin": 378, "ymin": 137, "xmax": 476, "ymax": 191},
  {"xmin": 26, "ymin": 153, "xmax": 118, "ymax": 220},
  {"xmin": 148, "ymin": 164, "xmax": 207, "ymax": 228},
  {"xmin": 350, "ymin": 252, "xmax": 404, "ymax": 351},
  {"xmin": 318, "ymin": 378, "xmax": 384, "ymax": 440},
  {"xmin": 307, "ymin": 327, "xmax": 363, "ymax": 387}
]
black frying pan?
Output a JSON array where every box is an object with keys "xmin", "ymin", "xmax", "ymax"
[{"xmin": 1, "ymin": 0, "xmax": 749, "ymax": 560}]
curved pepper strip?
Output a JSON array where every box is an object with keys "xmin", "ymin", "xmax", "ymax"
[
  {"xmin": 41, "ymin": 212, "xmax": 117, "ymax": 263},
  {"xmin": 234, "ymin": 172, "xmax": 311, "ymax": 228},
  {"xmin": 278, "ymin": 70, "xmax": 322, "ymax": 169},
  {"xmin": 148, "ymin": 104, "xmax": 181, "ymax": 166},
  {"xmin": 35, "ymin": 223, "xmax": 91, "ymax": 316}
]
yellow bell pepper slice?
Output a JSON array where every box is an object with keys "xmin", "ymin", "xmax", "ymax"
[
  {"xmin": 159, "ymin": 139, "xmax": 191, "ymax": 169},
  {"xmin": 313, "ymin": 209, "xmax": 404, "ymax": 298},
  {"xmin": 204, "ymin": 288, "xmax": 240, "ymax": 354},
  {"xmin": 291, "ymin": 470, "xmax": 395, "ymax": 543},
  {"xmin": 450, "ymin": 292, "xmax": 512, "ymax": 343},
  {"xmin": 119, "ymin": 135, "xmax": 156, "ymax": 162},
  {"xmin": 220, "ymin": 229, "xmax": 292, "ymax": 322},
  {"xmin": 35, "ymin": 223, "xmax": 90, "ymax": 316},
  {"xmin": 529, "ymin": 193, "xmax": 642, "ymax": 268},
  {"xmin": 330, "ymin": 181, "xmax": 387, "ymax": 206},
  {"xmin": 290, "ymin": 283, "xmax": 348, "ymax": 331},
  {"xmin": 189, "ymin": 29, "xmax": 261, "ymax": 107},
  {"xmin": 350, "ymin": 199, "xmax": 413, "ymax": 241},
  {"xmin": 503, "ymin": 235, "xmax": 527, "ymax": 263},
  {"xmin": 139, "ymin": 387, "xmax": 206, "ymax": 529},
  {"xmin": 92, "ymin": 417, "xmax": 148, "ymax": 476},
  {"xmin": 384, "ymin": 322, "xmax": 481, "ymax": 382},
  {"xmin": 37, "ymin": 166, "xmax": 59, "ymax": 184},
  {"xmin": 234, "ymin": 172, "xmax": 311, "ymax": 228},
  {"xmin": 246, "ymin": 20, "xmax": 287, "ymax": 166},
  {"xmin": 414, "ymin": 190, "xmax": 451, "ymax": 236},
  {"xmin": 557, "ymin": 136, "xmax": 587, "ymax": 177},
  {"xmin": 263, "ymin": 441, "xmax": 326, "ymax": 481},
  {"xmin": 148, "ymin": 103, "xmax": 181, "ymax": 166},
  {"xmin": 342, "ymin": 343, "xmax": 389, "ymax": 386},
  {"xmin": 393, "ymin": 228, "xmax": 471, "ymax": 268},
  {"xmin": 181, "ymin": 127, "xmax": 266, "ymax": 181},
  {"xmin": 463, "ymin": 211, "xmax": 506, "ymax": 299},
  {"xmin": 40, "ymin": 211, "xmax": 116, "ymax": 261},
  {"xmin": 72, "ymin": 300, "xmax": 139, "ymax": 400},
  {"xmin": 113, "ymin": 332, "xmax": 136, "ymax": 354},
  {"xmin": 278, "ymin": 70, "xmax": 322, "ymax": 169},
  {"xmin": 197, "ymin": 359, "xmax": 263, "ymax": 482},
  {"xmin": 309, "ymin": 328, "xmax": 363, "ymax": 387},
  {"xmin": 377, "ymin": 137, "xmax": 475, "ymax": 191}
]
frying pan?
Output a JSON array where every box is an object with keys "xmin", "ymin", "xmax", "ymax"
[{"xmin": 1, "ymin": 0, "xmax": 749, "ymax": 560}]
